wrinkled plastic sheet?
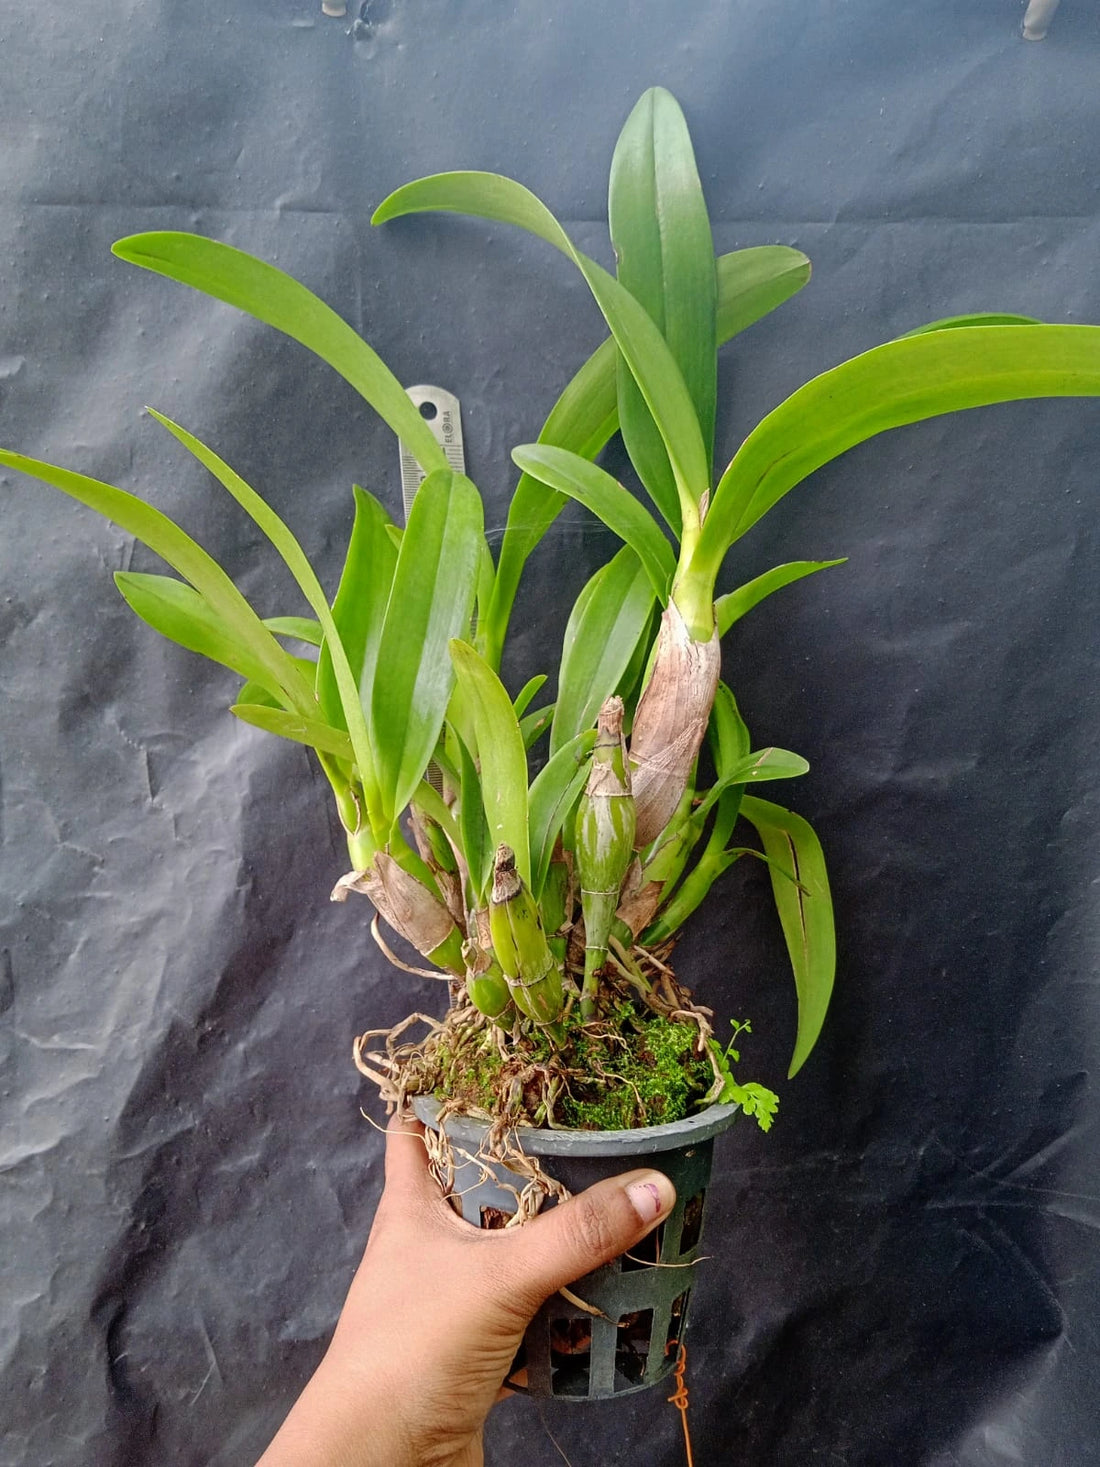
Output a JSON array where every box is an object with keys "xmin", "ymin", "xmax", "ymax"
[{"xmin": 1, "ymin": 2, "xmax": 1098, "ymax": 1463}]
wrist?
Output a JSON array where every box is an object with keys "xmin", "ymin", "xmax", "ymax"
[{"xmin": 257, "ymin": 1350, "xmax": 416, "ymax": 1467}]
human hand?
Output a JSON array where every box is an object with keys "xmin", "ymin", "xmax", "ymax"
[{"xmin": 256, "ymin": 1114, "xmax": 675, "ymax": 1467}]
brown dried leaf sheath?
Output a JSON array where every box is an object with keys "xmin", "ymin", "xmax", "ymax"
[
  {"xmin": 352, "ymin": 852, "xmax": 456, "ymax": 955},
  {"xmin": 627, "ymin": 601, "xmax": 721, "ymax": 847}
]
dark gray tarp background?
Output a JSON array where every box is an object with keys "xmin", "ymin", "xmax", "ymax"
[{"xmin": 1, "ymin": 2, "xmax": 1098, "ymax": 1463}]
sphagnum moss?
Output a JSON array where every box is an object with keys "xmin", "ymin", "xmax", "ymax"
[{"xmin": 407, "ymin": 992, "xmax": 716, "ymax": 1131}]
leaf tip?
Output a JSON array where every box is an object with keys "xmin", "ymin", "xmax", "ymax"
[
  {"xmin": 110, "ymin": 233, "xmax": 140, "ymax": 261},
  {"xmin": 371, "ymin": 194, "xmax": 403, "ymax": 227},
  {"xmin": 111, "ymin": 230, "xmax": 173, "ymax": 265}
]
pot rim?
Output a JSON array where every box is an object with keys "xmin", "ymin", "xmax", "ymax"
[{"xmin": 411, "ymin": 1094, "xmax": 740, "ymax": 1156}]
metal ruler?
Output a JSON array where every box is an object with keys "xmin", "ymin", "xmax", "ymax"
[
  {"xmin": 399, "ymin": 386, "xmax": 466, "ymax": 798},
  {"xmin": 399, "ymin": 385, "xmax": 465, "ymax": 517}
]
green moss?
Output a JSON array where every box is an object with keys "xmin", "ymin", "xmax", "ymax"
[
  {"xmin": 432, "ymin": 1037, "xmax": 506, "ymax": 1112},
  {"xmin": 559, "ymin": 1009, "xmax": 712, "ymax": 1130},
  {"xmin": 421, "ymin": 1000, "xmax": 714, "ymax": 1130}
]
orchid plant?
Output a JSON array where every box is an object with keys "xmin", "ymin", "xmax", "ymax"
[{"xmin": 4, "ymin": 89, "xmax": 1099, "ymax": 1130}]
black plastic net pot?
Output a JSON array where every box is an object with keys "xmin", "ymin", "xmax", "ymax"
[{"xmin": 412, "ymin": 1095, "xmax": 740, "ymax": 1401}]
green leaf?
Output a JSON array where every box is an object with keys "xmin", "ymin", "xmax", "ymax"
[
  {"xmin": 898, "ymin": 311, "xmax": 1040, "ymax": 338},
  {"xmin": 454, "ymin": 728, "xmax": 492, "ymax": 902},
  {"xmin": 610, "ymin": 87, "xmax": 717, "ymax": 491},
  {"xmin": 640, "ymin": 791, "xmax": 709, "ymax": 887},
  {"xmin": 236, "ymin": 679, "xmax": 282, "ymax": 711},
  {"xmin": 475, "ymin": 537, "xmax": 496, "ymax": 631},
  {"xmin": 615, "ymin": 599, "xmax": 660, "ymax": 717},
  {"xmin": 450, "ymin": 639, "xmax": 531, "ymax": 888},
  {"xmin": 724, "ymin": 1080, "xmax": 780, "ymax": 1133},
  {"xmin": 640, "ymin": 813, "xmax": 751, "ymax": 945},
  {"xmin": 373, "ymin": 171, "xmax": 710, "ymax": 530},
  {"xmin": 513, "ymin": 674, "xmax": 548, "ymax": 720},
  {"xmin": 371, "ymin": 471, "xmax": 484, "ymax": 824},
  {"xmin": 715, "ymin": 559, "xmax": 847, "ymax": 637},
  {"xmin": 527, "ymin": 729, "xmax": 598, "ymax": 898},
  {"xmin": 374, "ymin": 170, "xmax": 574, "ymax": 252},
  {"xmin": 0, "ymin": 448, "xmax": 315, "ymax": 714},
  {"xmin": 550, "ymin": 546, "xmax": 656, "ymax": 755},
  {"xmin": 519, "ymin": 704, "xmax": 554, "ymax": 752},
  {"xmin": 316, "ymin": 485, "xmax": 398, "ymax": 731},
  {"xmin": 115, "ymin": 571, "xmax": 281, "ymax": 692},
  {"xmin": 740, "ymin": 795, "xmax": 835, "ymax": 1079},
  {"xmin": 511, "ymin": 443, "xmax": 675, "ymax": 600},
  {"xmin": 263, "ymin": 616, "xmax": 323, "ymax": 646},
  {"xmin": 715, "ymin": 246, "xmax": 811, "ymax": 342},
  {"xmin": 694, "ymin": 747, "xmax": 809, "ymax": 822},
  {"xmin": 113, "ymin": 232, "xmax": 447, "ymax": 474},
  {"xmin": 696, "ymin": 324, "xmax": 1100, "ymax": 590},
  {"xmin": 708, "ymin": 682, "xmax": 752, "ymax": 775},
  {"xmin": 481, "ymin": 247, "xmax": 811, "ymax": 666},
  {"xmin": 484, "ymin": 339, "xmax": 618, "ymax": 667},
  {"xmin": 409, "ymin": 779, "xmax": 464, "ymax": 858},
  {"xmin": 644, "ymin": 682, "xmax": 757, "ymax": 937},
  {"xmin": 230, "ymin": 702, "xmax": 355, "ymax": 762},
  {"xmin": 577, "ymin": 255, "xmax": 709, "ymax": 531},
  {"xmin": 147, "ymin": 409, "xmax": 381, "ymax": 826}
]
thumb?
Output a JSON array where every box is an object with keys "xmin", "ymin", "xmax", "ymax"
[{"xmin": 498, "ymin": 1168, "xmax": 676, "ymax": 1312}]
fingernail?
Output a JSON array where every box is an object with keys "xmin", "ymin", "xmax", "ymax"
[{"xmin": 625, "ymin": 1171, "xmax": 674, "ymax": 1224}]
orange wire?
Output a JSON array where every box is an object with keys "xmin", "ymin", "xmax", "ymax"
[{"xmin": 667, "ymin": 1342, "xmax": 694, "ymax": 1467}]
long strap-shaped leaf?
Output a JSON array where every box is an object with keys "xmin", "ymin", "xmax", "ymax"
[
  {"xmin": 716, "ymin": 247, "xmax": 811, "ymax": 343},
  {"xmin": 481, "ymin": 245, "xmax": 810, "ymax": 668},
  {"xmin": 112, "ymin": 232, "xmax": 448, "ymax": 475},
  {"xmin": 373, "ymin": 172, "xmax": 710, "ymax": 531},
  {"xmin": 230, "ymin": 703, "xmax": 355, "ymax": 762},
  {"xmin": 527, "ymin": 728, "xmax": 598, "ymax": 899},
  {"xmin": 694, "ymin": 324, "xmax": 1100, "ymax": 590},
  {"xmin": 550, "ymin": 546, "xmax": 655, "ymax": 756},
  {"xmin": 483, "ymin": 337, "xmax": 618, "ymax": 666},
  {"xmin": 0, "ymin": 447, "xmax": 315, "ymax": 714},
  {"xmin": 453, "ymin": 728, "xmax": 492, "ymax": 901},
  {"xmin": 692, "ymin": 747, "xmax": 809, "ymax": 821},
  {"xmin": 564, "ymin": 262, "xmax": 708, "ymax": 532},
  {"xmin": 316, "ymin": 485, "xmax": 398, "ymax": 732},
  {"xmin": 739, "ymin": 794, "xmax": 835, "ymax": 1079},
  {"xmin": 450, "ymin": 640, "xmax": 531, "ymax": 888},
  {"xmin": 264, "ymin": 616, "xmax": 323, "ymax": 645},
  {"xmin": 115, "ymin": 570, "xmax": 290, "ymax": 694},
  {"xmin": 715, "ymin": 559, "xmax": 847, "ymax": 636},
  {"xmin": 148, "ymin": 410, "xmax": 383, "ymax": 831},
  {"xmin": 117, "ymin": 579, "xmax": 339, "ymax": 762},
  {"xmin": 371, "ymin": 471, "xmax": 484, "ymax": 826},
  {"xmin": 709, "ymin": 680, "xmax": 752, "ymax": 772},
  {"xmin": 610, "ymin": 87, "xmax": 717, "ymax": 506},
  {"xmin": 898, "ymin": 311, "xmax": 1039, "ymax": 338},
  {"xmin": 510, "ymin": 443, "xmax": 675, "ymax": 600}
]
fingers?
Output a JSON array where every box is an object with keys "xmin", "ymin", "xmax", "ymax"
[
  {"xmin": 494, "ymin": 1168, "xmax": 676, "ymax": 1314},
  {"xmin": 378, "ymin": 1119, "xmax": 676, "ymax": 1313}
]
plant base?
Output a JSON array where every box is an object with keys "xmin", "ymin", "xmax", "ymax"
[{"xmin": 355, "ymin": 979, "xmax": 722, "ymax": 1133}]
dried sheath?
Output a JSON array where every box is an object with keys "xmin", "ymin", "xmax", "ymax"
[
  {"xmin": 334, "ymin": 852, "xmax": 465, "ymax": 973},
  {"xmin": 627, "ymin": 599, "xmax": 721, "ymax": 848}
]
